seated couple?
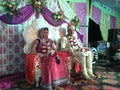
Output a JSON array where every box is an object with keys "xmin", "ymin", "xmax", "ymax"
[{"xmin": 30, "ymin": 25, "xmax": 98, "ymax": 89}]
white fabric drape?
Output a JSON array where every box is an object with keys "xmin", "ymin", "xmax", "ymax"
[
  {"xmin": 46, "ymin": 0, "xmax": 60, "ymax": 12},
  {"xmin": 57, "ymin": 0, "xmax": 76, "ymax": 20},
  {"xmin": 100, "ymin": 12, "xmax": 110, "ymax": 41}
]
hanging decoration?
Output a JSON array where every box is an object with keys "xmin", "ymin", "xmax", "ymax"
[
  {"xmin": 52, "ymin": 11, "xmax": 63, "ymax": 24},
  {"xmin": 0, "ymin": 5, "xmax": 34, "ymax": 24},
  {"xmin": 41, "ymin": 7, "xmax": 67, "ymax": 27},
  {"xmin": 32, "ymin": 0, "xmax": 46, "ymax": 11},
  {"xmin": 71, "ymin": 16, "xmax": 80, "ymax": 28},
  {"xmin": 76, "ymin": 31, "xmax": 83, "ymax": 43},
  {"xmin": 0, "ymin": 0, "xmax": 67, "ymax": 26},
  {"xmin": 2, "ymin": 1, "xmax": 20, "ymax": 20},
  {"xmin": 29, "ymin": 0, "xmax": 46, "ymax": 18}
]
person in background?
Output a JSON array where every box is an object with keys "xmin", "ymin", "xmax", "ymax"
[
  {"xmin": 60, "ymin": 24, "xmax": 98, "ymax": 80},
  {"xmin": 31, "ymin": 27, "xmax": 69, "ymax": 90},
  {"xmin": 89, "ymin": 42, "xmax": 98, "ymax": 62}
]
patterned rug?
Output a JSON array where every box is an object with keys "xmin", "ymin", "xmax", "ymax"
[{"xmin": 1, "ymin": 63, "xmax": 120, "ymax": 90}]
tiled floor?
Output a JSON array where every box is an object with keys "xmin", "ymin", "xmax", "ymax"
[{"xmin": 1, "ymin": 62, "xmax": 120, "ymax": 90}]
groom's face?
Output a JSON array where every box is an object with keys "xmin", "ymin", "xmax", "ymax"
[{"xmin": 68, "ymin": 28, "xmax": 75, "ymax": 36}]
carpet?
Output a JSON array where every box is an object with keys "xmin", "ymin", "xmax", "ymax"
[{"xmin": 1, "ymin": 63, "xmax": 120, "ymax": 90}]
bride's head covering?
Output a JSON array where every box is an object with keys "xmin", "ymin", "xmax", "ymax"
[
  {"xmin": 38, "ymin": 27, "xmax": 49, "ymax": 39},
  {"xmin": 38, "ymin": 28, "xmax": 44, "ymax": 39}
]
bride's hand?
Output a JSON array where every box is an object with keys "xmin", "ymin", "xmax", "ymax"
[{"xmin": 67, "ymin": 49, "xmax": 72, "ymax": 56}]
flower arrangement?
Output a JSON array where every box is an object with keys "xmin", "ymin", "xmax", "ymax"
[
  {"xmin": 52, "ymin": 11, "xmax": 63, "ymax": 22},
  {"xmin": 71, "ymin": 16, "xmax": 80, "ymax": 28},
  {"xmin": 2, "ymin": 1, "xmax": 20, "ymax": 20},
  {"xmin": 31, "ymin": 0, "xmax": 46, "ymax": 12}
]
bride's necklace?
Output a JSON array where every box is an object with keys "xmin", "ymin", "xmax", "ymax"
[{"xmin": 40, "ymin": 38, "xmax": 47, "ymax": 45}]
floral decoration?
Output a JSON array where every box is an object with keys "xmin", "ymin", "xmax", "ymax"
[
  {"xmin": 71, "ymin": 16, "xmax": 80, "ymax": 28},
  {"xmin": 52, "ymin": 11, "xmax": 63, "ymax": 23},
  {"xmin": 2, "ymin": 1, "xmax": 20, "ymax": 20},
  {"xmin": 31, "ymin": 0, "xmax": 46, "ymax": 13}
]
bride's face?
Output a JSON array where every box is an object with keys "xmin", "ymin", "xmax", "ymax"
[{"xmin": 43, "ymin": 29, "xmax": 49, "ymax": 39}]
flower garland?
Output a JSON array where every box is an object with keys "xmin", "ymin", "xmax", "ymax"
[
  {"xmin": 52, "ymin": 11, "xmax": 63, "ymax": 23},
  {"xmin": 71, "ymin": 16, "xmax": 80, "ymax": 28},
  {"xmin": 2, "ymin": 1, "xmax": 20, "ymax": 20},
  {"xmin": 30, "ymin": 0, "xmax": 46, "ymax": 13}
]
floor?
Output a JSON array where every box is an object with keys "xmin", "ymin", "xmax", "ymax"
[{"xmin": 1, "ymin": 60, "xmax": 120, "ymax": 90}]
